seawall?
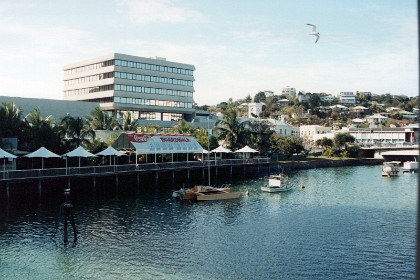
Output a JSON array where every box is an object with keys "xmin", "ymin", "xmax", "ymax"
[{"xmin": 274, "ymin": 158, "xmax": 384, "ymax": 172}]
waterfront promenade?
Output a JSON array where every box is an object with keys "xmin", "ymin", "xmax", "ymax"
[{"xmin": 0, "ymin": 158, "xmax": 271, "ymax": 199}]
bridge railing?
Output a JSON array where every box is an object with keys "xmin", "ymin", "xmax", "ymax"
[{"xmin": 0, "ymin": 158, "xmax": 270, "ymax": 181}]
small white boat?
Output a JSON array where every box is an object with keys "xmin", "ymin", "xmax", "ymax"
[
  {"xmin": 381, "ymin": 161, "xmax": 400, "ymax": 177},
  {"xmin": 261, "ymin": 174, "xmax": 293, "ymax": 192},
  {"xmin": 402, "ymin": 161, "xmax": 418, "ymax": 173}
]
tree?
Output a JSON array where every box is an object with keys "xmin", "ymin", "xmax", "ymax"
[
  {"xmin": 0, "ymin": 102, "xmax": 25, "ymax": 139},
  {"xmin": 333, "ymin": 133, "xmax": 355, "ymax": 149},
  {"xmin": 137, "ymin": 123, "xmax": 162, "ymax": 133},
  {"xmin": 315, "ymin": 137, "xmax": 333, "ymax": 149},
  {"xmin": 270, "ymin": 135, "xmax": 305, "ymax": 158},
  {"xmin": 215, "ymin": 103, "xmax": 251, "ymax": 150},
  {"xmin": 23, "ymin": 107, "xmax": 60, "ymax": 151},
  {"xmin": 170, "ymin": 119, "xmax": 195, "ymax": 135},
  {"xmin": 121, "ymin": 112, "xmax": 138, "ymax": 131},
  {"xmin": 59, "ymin": 115, "xmax": 95, "ymax": 149},
  {"xmin": 254, "ymin": 91, "xmax": 266, "ymax": 103},
  {"xmin": 248, "ymin": 119, "xmax": 275, "ymax": 155},
  {"xmin": 87, "ymin": 107, "xmax": 120, "ymax": 130},
  {"xmin": 193, "ymin": 127, "xmax": 218, "ymax": 150}
]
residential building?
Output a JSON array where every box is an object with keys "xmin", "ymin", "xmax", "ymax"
[
  {"xmin": 281, "ymin": 86, "xmax": 296, "ymax": 99},
  {"xmin": 299, "ymin": 125, "xmax": 332, "ymax": 147},
  {"xmin": 297, "ymin": 92, "xmax": 311, "ymax": 103},
  {"xmin": 266, "ymin": 118, "xmax": 293, "ymax": 136},
  {"xmin": 63, "ymin": 53, "xmax": 196, "ymax": 128},
  {"xmin": 365, "ymin": 114, "xmax": 388, "ymax": 127},
  {"xmin": 319, "ymin": 94, "xmax": 336, "ymax": 104},
  {"xmin": 247, "ymin": 102, "xmax": 264, "ymax": 118},
  {"xmin": 339, "ymin": 92, "xmax": 356, "ymax": 104}
]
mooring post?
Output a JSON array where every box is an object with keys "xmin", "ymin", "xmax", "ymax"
[
  {"xmin": 62, "ymin": 188, "xmax": 77, "ymax": 245},
  {"xmin": 155, "ymin": 171, "xmax": 159, "ymax": 186},
  {"xmin": 137, "ymin": 173, "xmax": 140, "ymax": 188},
  {"xmin": 202, "ymin": 168, "xmax": 205, "ymax": 184},
  {"xmin": 93, "ymin": 176, "xmax": 96, "ymax": 190},
  {"xmin": 187, "ymin": 169, "xmax": 190, "ymax": 184},
  {"xmin": 6, "ymin": 183, "xmax": 10, "ymax": 200},
  {"xmin": 38, "ymin": 180, "xmax": 42, "ymax": 196},
  {"xmin": 172, "ymin": 170, "xmax": 175, "ymax": 184},
  {"xmin": 243, "ymin": 165, "xmax": 246, "ymax": 179}
]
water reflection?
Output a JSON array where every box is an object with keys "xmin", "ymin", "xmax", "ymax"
[{"xmin": 0, "ymin": 165, "xmax": 417, "ymax": 279}]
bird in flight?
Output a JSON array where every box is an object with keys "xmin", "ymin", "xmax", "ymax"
[{"xmin": 307, "ymin": 24, "xmax": 320, "ymax": 43}]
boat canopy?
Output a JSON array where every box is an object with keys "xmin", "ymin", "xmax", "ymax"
[{"xmin": 126, "ymin": 133, "xmax": 205, "ymax": 155}]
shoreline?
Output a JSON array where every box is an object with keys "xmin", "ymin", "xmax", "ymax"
[{"xmin": 273, "ymin": 158, "xmax": 384, "ymax": 172}]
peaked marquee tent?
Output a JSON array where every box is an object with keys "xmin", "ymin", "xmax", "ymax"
[
  {"xmin": 24, "ymin": 147, "xmax": 61, "ymax": 169},
  {"xmin": 0, "ymin": 148, "xmax": 17, "ymax": 176},
  {"xmin": 63, "ymin": 146, "xmax": 97, "ymax": 167},
  {"xmin": 235, "ymin": 145, "xmax": 259, "ymax": 160},
  {"xmin": 96, "ymin": 146, "xmax": 127, "ymax": 166}
]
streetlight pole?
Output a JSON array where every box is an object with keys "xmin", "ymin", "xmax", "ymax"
[{"xmin": 207, "ymin": 115, "xmax": 211, "ymax": 186}]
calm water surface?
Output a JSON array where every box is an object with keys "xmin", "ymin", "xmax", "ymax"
[{"xmin": 0, "ymin": 166, "xmax": 417, "ymax": 279}]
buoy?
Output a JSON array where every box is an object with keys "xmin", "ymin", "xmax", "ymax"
[
  {"xmin": 246, "ymin": 190, "xmax": 250, "ymax": 196},
  {"xmin": 300, "ymin": 185, "xmax": 305, "ymax": 189}
]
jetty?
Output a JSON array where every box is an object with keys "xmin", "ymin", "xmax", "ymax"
[{"xmin": 0, "ymin": 158, "xmax": 271, "ymax": 200}]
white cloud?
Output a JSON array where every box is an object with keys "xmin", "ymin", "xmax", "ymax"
[{"xmin": 115, "ymin": 0, "xmax": 203, "ymax": 24}]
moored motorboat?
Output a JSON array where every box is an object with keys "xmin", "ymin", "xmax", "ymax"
[
  {"xmin": 172, "ymin": 185, "xmax": 241, "ymax": 201},
  {"xmin": 381, "ymin": 161, "xmax": 400, "ymax": 177},
  {"xmin": 261, "ymin": 174, "xmax": 293, "ymax": 192},
  {"xmin": 402, "ymin": 161, "xmax": 418, "ymax": 173}
]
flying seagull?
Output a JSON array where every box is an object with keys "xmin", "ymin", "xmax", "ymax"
[{"xmin": 307, "ymin": 24, "xmax": 320, "ymax": 43}]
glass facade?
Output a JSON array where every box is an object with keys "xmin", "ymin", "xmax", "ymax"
[
  {"xmin": 114, "ymin": 59, "xmax": 193, "ymax": 76},
  {"xmin": 114, "ymin": 97, "xmax": 193, "ymax": 109}
]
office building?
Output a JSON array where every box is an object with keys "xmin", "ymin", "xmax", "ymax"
[{"xmin": 63, "ymin": 53, "xmax": 196, "ymax": 126}]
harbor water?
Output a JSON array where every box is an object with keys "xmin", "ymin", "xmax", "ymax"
[{"xmin": 0, "ymin": 165, "xmax": 417, "ymax": 279}]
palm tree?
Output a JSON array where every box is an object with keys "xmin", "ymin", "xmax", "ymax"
[
  {"xmin": 137, "ymin": 123, "xmax": 162, "ymax": 133},
  {"xmin": 87, "ymin": 107, "xmax": 120, "ymax": 130},
  {"xmin": 215, "ymin": 104, "xmax": 251, "ymax": 150},
  {"xmin": 170, "ymin": 119, "xmax": 196, "ymax": 135},
  {"xmin": 24, "ymin": 107, "xmax": 60, "ymax": 151},
  {"xmin": 59, "ymin": 115, "xmax": 95, "ymax": 149},
  {"xmin": 121, "ymin": 112, "xmax": 138, "ymax": 131},
  {"xmin": 0, "ymin": 102, "xmax": 25, "ymax": 138}
]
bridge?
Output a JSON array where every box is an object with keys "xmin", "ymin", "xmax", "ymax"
[{"xmin": 359, "ymin": 144, "xmax": 419, "ymax": 160}]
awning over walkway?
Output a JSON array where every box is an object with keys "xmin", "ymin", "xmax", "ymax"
[{"xmin": 125, "ymin": 133, "xmax": 205, "ymax": 155}]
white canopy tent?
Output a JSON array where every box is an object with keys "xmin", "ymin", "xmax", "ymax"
[
  {"xmin": 0, "ymin": 148, "xmax": 17, "ymax": 176},
  {"xmin": 235, "ymin": 145, "xmax": 259, "ymax": 160},
  {"xmin": 125, "ymin": 134, "xmax": 205, "ymax": 164},
  {"xmin": 24, "ymin": 147, "xmax": 61, "ymax": 169},
  {"xmin": 211, "ymin": 146, "xmax": 232, "ymax": 160},
  {"xmin": 96, "ymin": 146, "xmax": 127, "ymax": 166},
  {"xmin": 63, "ymin": 146, "xmax": 97, "ymax": 168}
]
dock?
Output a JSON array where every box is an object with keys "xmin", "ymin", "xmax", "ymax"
[{"xmin": 0, "ymin": 158, "xmax": 271, "ymax": 199}]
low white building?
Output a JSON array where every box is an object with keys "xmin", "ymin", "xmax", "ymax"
[
  {"xmin": 341, "ymin": 126, "xmax": 418, "ymax": 144},
  {"xmin": 247, "ymin": 102, "xmax": 264, "ymax": 118},
  {"xmin": 299, "ymin": 125, "xmax": 332, "ymax": 147},
  {"xmin": 266, "ymin": 118, "xmax": 293, "ymax": 136}
]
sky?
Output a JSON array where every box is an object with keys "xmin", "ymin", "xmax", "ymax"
[{"xmin": 0, "ymin": 0, "xmax": 418, "ymax": 106}]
